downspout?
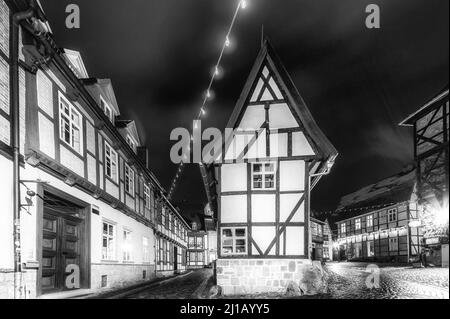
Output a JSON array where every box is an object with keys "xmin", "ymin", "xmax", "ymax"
[{"xmin": 11, "ymin": 3, "xmax": 36, "ymax": 299}]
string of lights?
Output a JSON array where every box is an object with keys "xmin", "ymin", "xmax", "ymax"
[
  {"xmin": 167, "ymin": 0, "xmax": 249, "ymax": 200},
  {"xmin": 314, "ymin": 202, "xmax": 397, "ymax": 216}
]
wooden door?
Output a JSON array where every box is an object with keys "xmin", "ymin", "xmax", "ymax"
[{"xmin": 41, "ymin": 208, "xmax": 81, "ymax": 293}]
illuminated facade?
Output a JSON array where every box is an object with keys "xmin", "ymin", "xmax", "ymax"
[
  {"xmin": 335, "ymin": 169, "xmax": 423, "ymax": 263},
  {"xmin": 0, "ymin": 0, "xmax": 190, "ymax": 298}
]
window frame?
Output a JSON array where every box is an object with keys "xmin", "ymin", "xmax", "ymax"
[
  {"xmin": 144, "ymin": 184, "xmax": 151, "ymax": 209},
  {"xmin": 126, "ymin": 134, "xmax": 136, "ymax": 152},
  {"xmin": 355, "ymin": 218, "xmax": 361, "ymax": 230},
  {"xmin": 340, "ymin": 223, "xmax": 346, "ymax": 236},
  {"xmin": 102, "ymin": 221, "xmax": 116, "ymax": 261},
  {"xmin": 251, "ymin": 162, "xmax": 277, "ymax": 190},
  {"xmin": 58, "ymin": 92, "xmax": 83, "ymax": 154},
  {"xmin": 221, "ymin": 227, "xmax": 248, "ymax": 256},
  {"xmin": 366, "ymin": 215, "xmax": 373, "ymax": 228},
  {"xmin": 124, "ymin": 162, "xmax": 135, "ymax": 195},
  {"xmin": 389, "ymin": 237, "xmax": 398, "ymax": 252},
  {"xmin": 122, "ymin": 228, "xmax": 133, "ymax": 262},
  {"xmin": 388, "ymin": 208, "xmax": 398, "ymax": 222},
  {"xmin": 142, "ymin": 236, "xmax": 150, "ymax": 263},
  {"xmin": 104, "ymin": 141, "xmax": 118, "ymax": 183},
  {"xmin": 100, "ymin": 95, "xmax": 114, "ymax": 123}
]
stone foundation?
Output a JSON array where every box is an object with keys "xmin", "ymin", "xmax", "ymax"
[
  {"xmin": 90, "ymin": 263, "xmax": 156, "ymax": 290},
  {"xmin": 0, "ymin": 269, "xmax": 38, "ymax": 299},
  {"xmin": 216, "ymin": 258, "xmax": 318, "ymax": 296}
]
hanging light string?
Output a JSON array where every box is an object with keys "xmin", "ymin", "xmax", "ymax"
[{"xmin": 168, "ymin": 0, "xmax": 249, "ymax": 200}]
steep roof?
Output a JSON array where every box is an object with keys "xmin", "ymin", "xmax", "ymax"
[
  {"xmin": 333, "ymin": 167, "xmax": 417, "ymax": 222},
  {"xmin": 400, "ymin": 86, "xmax": 449, "ymax": 126},
  {"xmin": 226, "ymin": 38, "xmax": 337, "ymax": 162}
]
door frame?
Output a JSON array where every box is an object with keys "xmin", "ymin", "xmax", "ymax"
[{"xmin": 36, "ymin": 183, "xmax": 91, "ymax": 296}]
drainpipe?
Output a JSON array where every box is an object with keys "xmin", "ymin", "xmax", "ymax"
[{"xmin": 11, "ymin": 3, "xmax": 36, "ymax": 300}]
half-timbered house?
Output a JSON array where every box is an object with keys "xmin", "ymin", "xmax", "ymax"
[
  {"xmin": 400, "ymin": 87, "xmax": 449, "ymax": 266},
  {"xmin": 0, "ymin": 0, "xmax": 190, "ymax": 298},
  {"xmin": 334, "ymin": 168, "xmax": 423, "ymax": 263},
  {"xmin": 202, "ymin": 39, "xmax": 338, "ymax": 295}
]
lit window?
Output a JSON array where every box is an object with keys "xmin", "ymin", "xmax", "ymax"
[
  {"xmin": 144, "ymin": 184, "xmax": 151, "ymax": 209},
  {"xmin": 389, "ymin": 237, "xmax": 398, "ymax": 251},
  {"xmin": 367, "ymin": 241, "xmax": 375, "ymax": 257},
  {"xmin": 102, "ymin": 221, "xmax": 115, "ymax": 260},
  {"xmin": 367, "ymin": 215, "xmax": 373, "ymax": 228},
  {"xmin": 143, "ymin": 236, "xmax": 150, "ymax": 263},
  {"xmin": 340, "ymin": 223, "xmax": 346, "ymax": 235},
  {"xmin": 125, "ymin": 163, "xmax": 135, "ymax": 194},
  {"xmin": 221, "ymin": 228, "xmax": 247, "ymax": 255},
  {"xmin": 100, "ymin": 96, "xmax": 114, "ymax": 122},
  {"xmin": 355, "ymin": 218, "xmax": 361, "ymax": 230},
  {"xmin": 252, "ymin": 162, "xmax": 276, "ymax": 190},
  {"xmin": 59, "ymin": 93, "xmax": 83, "ymax": 153},
  {"xmin": 388, "ymin": 208, "xmax": 397, "ymax": 222},
  {"xmin": 122, "ymin": 229, "xmax": 132, "ymax": 261},
  {"xmin": 104, "ymin": 142, "xmax": 118, "ymax": 182}
]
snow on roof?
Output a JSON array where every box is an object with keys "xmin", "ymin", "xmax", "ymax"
[{"xmin": 336, "ymin": 167, "xmax": 417, "ymax": 215}]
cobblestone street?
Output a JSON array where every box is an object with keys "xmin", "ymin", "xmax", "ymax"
[
  {"xmin": 124, "ymin": 269, "xmax": 214, "ymax": 299},
  {"xmin": 120, "ymin": 263, "xmax": 448, "ymax": 299},
  {"xmin": 321, "ymin": 262, "xmax": 449, "ymax": 299}
]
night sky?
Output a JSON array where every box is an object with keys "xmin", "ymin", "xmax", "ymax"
[{"xmin": 40, "ymin": 0, "xmax": 449, "ymax": 217}]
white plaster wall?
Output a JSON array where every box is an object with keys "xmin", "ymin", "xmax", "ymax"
[
  {"xmin": 0, "ymin": 156, "xmax": 13, "ymax": 269},
  {"xmin": 245, "ymin": 131, "xmax": 266, "ymax": 159},
  {"xmin": 36, "ymin": 70, "xmax": 53, "ymax": 118},
  {"xmin": 269, "ymin": 103, "xmax": 298, "ymax": 129},
  {"xmin": 87, "ymin": 153, "xmax": 97, "ymax": 185},
  {"xmin": 280, "ymin": 160, "xmax": 305, "ymax": 191},
  {"xmin": 252, "ymin": 226, "xmax": 276, "ymax": 255},
  {"xmin": 269, "ymin": 133, "xmax": 287, "ymax": 157},
  {"xmin": 285, "ymin": 226, "xmax": 304, "ymax": 256},
  {"xmin": 292, "ymin": 131, "xmax": 315, "ymax": 156},
  {"xmin": 221, "ymin": 195, "xmax": 247, "ymax": 223},
  {"xmin": 221, "ymin": 163, "xmax": 247, "ymax": 192},
  {"xmin": 86, "ymin": 121, "xmax": 96, "ymax": 155},
  {"xmin": 237, "ymin": 104, "xmax": 265, "ymax": 131},
  {"xmin": 251, "ymin": 194, "xmax": 275, "ymax": 223},
  {"xmin": 105, "ymin": 179, "xmax": 119, "ymax": 199},
  {"xmin": 38, "ymin": 113, "xmax": 55, "ymax": 158},
  {"xmin": 60, "ymin": 145, "xmax": 84, "ymax": 177},
  {"xmin": 280, "ymin": 193, "xmax": 305, "ymax": 223}
]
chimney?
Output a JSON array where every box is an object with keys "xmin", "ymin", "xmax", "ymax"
[{"xmin": 137, "ymin": 146, "xmax": 149, "ymax": 168}]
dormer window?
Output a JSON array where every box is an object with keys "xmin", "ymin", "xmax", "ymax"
[
  {"xmin": 126, "ymin": 135, "xmax": 136, "ymax": 152},
  {"xmin": 100, "ymin": 96, "xmax": 114, "ymax": 123}
]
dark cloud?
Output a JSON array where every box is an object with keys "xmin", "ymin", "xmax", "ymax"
[{"xmin": 40, "ymin": 0, "xmax": 449, "ymax": 212}]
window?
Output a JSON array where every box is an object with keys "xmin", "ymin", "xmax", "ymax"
[
  {"xmin": 252, "ymin": 162, "xmax": 276, "ymax": 190},
  {"xmin": 59, "ymin": 93, "xmax": 83, "ymax": 153},
  {"xmin": 388, "ymin": 208, "xmax": 397, "ymax": 222},
  {"xmin": 125, "ymin": 163, "xmax": 135, "ymax": 194},
  {"xmin": 105, "ymin": 142, "xmax": 118, "ymax": 182},
  {"xmin": 126, "ymin": 135, "xmax": 136, "ymax": 152},
  {"xmin": 221, "ymin": 228, "xmax": 247, "ymax": 255},
  {"xmin": 340, "ymin": 223, "xmax": 346, "ymax": 235},
  {"xmin": 161, "ymin": 207, "xmax": 166, "ymax": 227},
  {"xmin": 188, "ymin": 236, "xmax": 195, "ymax": 249},
  {"xmin": 355, "ymin": 218, "xmax": 361, "ymax": 230},
  {"xmin": 196, "ymin": 236, "xmax": 204, "ymax": 249},
  {"xmin": 367, "ymin": 241, "xmax": 375, "ymax": 257},
  {"xmin": 144, "ymin": 185, "xmax": 151, "ymax": 209},
  {"xmin": 158, "ymin": 238, "xmax": 164, "ymax": 263},
  {"xmin": 102, "ymin": 221, "xmax": 115, "ymax": 260},
  {"xmin": 100, "ymin": 96, "xmax": 114, "ymax": 122},
  {"xmin": 366, "ymin": 215, "xmax": 373, "ymax": 228},
  {"xmin": 142, "ymin": 236, "xmax": 150, "ymax": 263},
  {"xmin": 122, "ymin": 229, "xmax": 132, "ymax": 262},
  {"xmin": 389, "ymin": 237, "xmax": 398, "ymax": 252}
]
